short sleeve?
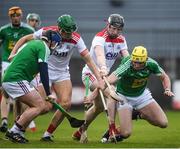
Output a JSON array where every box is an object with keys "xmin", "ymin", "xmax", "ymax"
[{"xmin": 37, "ymin": 42, "xmax": 50, "ymax": 63}]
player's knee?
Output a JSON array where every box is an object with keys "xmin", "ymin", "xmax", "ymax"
[
  {"xmin": 36, "ymin": 101, "xmax": 49, "ymax": 114},
  {"xmin": 159, "ymin": 119, "xmax": 168, "ymax": 128},
  {"xmin": 41, "ymin": 103, "xmax": 52, "ymax": 114},
  {"xmin": 60, "ymin": 99, "xmax": 71, "ymax": 110},
  {"xmin": 120, "ymin": 130, "xmax": 131, "ymax": 138}
]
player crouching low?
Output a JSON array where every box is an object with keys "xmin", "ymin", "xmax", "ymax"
[
  {"xmin": 100, "ymin": 46, "xmax": 174, "ymax": 143},
  {"xmin": 1, "ymin": 30, "xmax": 62, "ymax": 143}
]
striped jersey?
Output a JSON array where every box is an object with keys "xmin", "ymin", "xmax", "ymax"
[
  {"xmin": 2, "ymin": 40, "xmax": 50, "ymax": 82},
  {"xmin": 83, "ymin": 28, "xmax": 128, "ymax": 74},
  {"xmin": 113, "ymin": 56, "xmax": 164, "ymax": 96},
  {"xmin": 33, "ymin": 26, "xmax": 87, "ymax": 71},
  {"xmin": 0, "ymin": 22, "xmax": 34, "ymax": 62}
]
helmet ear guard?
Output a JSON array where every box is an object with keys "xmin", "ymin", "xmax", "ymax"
[
  {"xmin": 131, "ymin": 46, "xmax": 148, "ymax": 63},
  {"xmin": 57, "ymin": 14, "xmax": 77, "ymax": 33}
]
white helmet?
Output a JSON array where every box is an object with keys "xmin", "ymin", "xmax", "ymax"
[{"xmin": 26, "ymin": 13, "xmax": 41, "ymax": 27}]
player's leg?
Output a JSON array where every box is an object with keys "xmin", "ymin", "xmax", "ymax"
[
  {"xmin": 100, "ymin": 86, "xmax": 122, "ymax": 143},
  {"xmin": 101, "ymin": 102, "xmax": 132, "ymax": 143},
  {"xmin": 72, "ymin": 74, "xmax": 104, "ymax": 141},
  {"xmin": 7, "ymin": 91, "xmax": 49, "ymax": 143},
  {"xmin": 82, "ymin": 73, "xmax": 104, "ymax": 129},
  {"xmin": 42, "ymin": 79, "xmax": 72, "ymax": 141},
  {"xmin": 72, "ymin": 89, "xmax": 104, "ymax": 142},
  {"xmin": 131, "ymin": 89, "xmax": 168, "ymax": 128},
  {"xmin": 3, "ymin": 81, "xmax": 50, "ymax": 143},
  {"xmin": 20, "ymin": 76, "xmax": 42, "ymax": 132},
  {"xmin": 117, "ymin": 104, "xmax": 133, "ymax": 138},
  {"xmin": 0, "ymin": 95, "xmax": 9, "ymax": 132},
  {"xmin": 72, "ymin": 91, "xmax": 104, "ymax": 141},
  {"xmin": 15, "ymin": 101, "xmax": 37, "ymax": 132},
  {"xmin": 105, "ymin": 88, "xmax": 120, "ymax": 135},
  {"xmin": 0, "ymin": 62, "xmax": 11, "ymax": 132},
  {"xmin": 85, "ymin": 91, "xmax": 104, "ymax": 126},
  {"xmin": 15, "ymin": 91, "xmax": 49, "ymax": 129},
  {"xmin": 138, "ymin": 100, "xmax": 168, "ymax": 128}
]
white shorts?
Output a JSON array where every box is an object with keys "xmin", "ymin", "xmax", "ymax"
[
  {"xmin": 2, "ymin": 61, "xmax": 10, "ymax": 75},
  {"xmin": 30, "ymin": 74, "xmax": 41, "ymax": 89},
  {"xmin": 48, "ymin": 69, "xmax": 70, "ymax": 85},
  {"xmin": 117, "ymin": 88, "xmax": 155, "ymax": 110},
  {"xmin": 82, "ymin": 72, "xmax": 96, "ymax": 88},
  {"xmin": 31, "ymin": 69, "xmax": 70, "ymax": 88},
  {"xmin": 2, "ymin": 81, "xmax": 34, "ymax": 99}
]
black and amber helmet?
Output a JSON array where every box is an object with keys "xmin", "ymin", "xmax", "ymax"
[{"xmin": 8, "ymin": 6, "xmax": 22, "ymax": 16}]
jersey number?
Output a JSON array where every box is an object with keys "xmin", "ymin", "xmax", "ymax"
[
  {"xmin": 8, "ymin": 41, "xmax": 16, "ymax": 51},
  {"xmin": 132, "ymin": 78, "xmax": 147, "ymax": 88}
]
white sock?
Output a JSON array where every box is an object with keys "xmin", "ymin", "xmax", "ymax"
[
  {"xmin": 10, "ymin": 124, "xmax": 20, "ymax": 133},
  {"xmin": 28, "ymin": 121, "xmax": 36, "ymax": 128},
  {"xmin": 1, "ymin": 118, "xmax": 8, "ymax": 125},
  {"xmin": 43, "ymin": 131, "xmax": 52, "ymax": 137},
  {"xmin": 10, "ymin": 124, "xmax": 25, "ymax": 137}
]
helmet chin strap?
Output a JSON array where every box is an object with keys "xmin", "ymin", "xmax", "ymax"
[{"xmin": 50, "ymin": 43, "xmax": 58, "ymax": 50}]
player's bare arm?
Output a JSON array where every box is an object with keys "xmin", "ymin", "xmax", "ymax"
[
  {"xmin": 8, "ymin": 34, "xmax": 33, "ymax": 61},
  {"xmin": 94, "ymin": 45, "xmax": 108, "ymax": 76},
  {"xmin": 82, "ymin": 51, "xmax": 105, "ymax": 90},
  {"xmin": 107, "ymin": 73, "xmax": 118, "ymax": 85},
  {"xmin": 159, "ymin": 72, "xmax": 174, "ymax": 97},
  {"xmin": 120, "ymin": 49, "xmax": 129, "ymax": 57}
]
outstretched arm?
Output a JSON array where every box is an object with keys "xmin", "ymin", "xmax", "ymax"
[
  {"xmin": 82, "ymin": 50, "xmax": 104, "ymax": 90},
  {"xmin": 107, "ymin": 73, "xmax": 119, "ymax": 85},
  {"xmin": 8, "ymin": 34, "xmax": 34, "ymax": 61},
  {"xmin": 159, "ymin": 72, "xmax": 174, "ymax": 97},
  {"xmin": 120, "ymin": 49, "xmax": 129, "ymax": 57},
  {"xmin": 94, "ymin": 45, "xmax": 108, "ymax": 76}
]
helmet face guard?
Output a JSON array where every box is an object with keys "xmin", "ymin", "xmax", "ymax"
[
  {"xmin": 131, "ymin": 46, "xmax": 148, "ymax": 63},
  {"xmin": 41, "ymin": 30, "xmax": 62, "ymax": 49},
  {"xmin": 26, "ymin": 13, "xmax": 41, "ymax": 27},
  {"xmin": 57, "ymin": 14, "xmax": 77, "ymax": 33},
  {"xmin": 108, "ymin": 14, "xmax": 124, "ymax": 29}
]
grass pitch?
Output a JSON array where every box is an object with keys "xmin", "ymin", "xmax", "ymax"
[{"xmin": 0, "ymin": 110, "xmax": 180, "ymax": 148}]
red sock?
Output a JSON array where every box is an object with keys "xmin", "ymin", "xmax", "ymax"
[
  {"xmin": 109, "ymin": 123, "xmax": 116, "ymax": 130},
  {"xmin": 47, "ymin": 124, "xmax": 56, "ymax": 134}
]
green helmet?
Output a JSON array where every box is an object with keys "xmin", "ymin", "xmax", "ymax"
[{"xmin": 57, "ymin": 14, "xmax": 77, "ymax": 33}]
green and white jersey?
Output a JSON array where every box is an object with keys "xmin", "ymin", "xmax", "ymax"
[
  {"xmin": 0, "ymin": 22, "xmax": 34, "ymax": 62},
  {"xmin": 113, "ymin": 56, "xmax": 164, "ymax": 97},
  {"xmin": 2, "ymin": 40, "xmax": 50, "ymax": 83}
]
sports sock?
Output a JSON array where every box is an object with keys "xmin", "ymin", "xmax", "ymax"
[
  {"xmin": 1, "ymin": 117, "xmax": 8, "ymax": 125},
  {"xmin": 10, "ymin": 122, "xmax": 24, "ymax": 136},
  {"xmin": 44, "ymin": 124, "xmax": 56, "ymax": 136},
  {"xmin": 43, "ymin": 131, "xmax": 52, "ymax": 137},
  {"xmin": 109, "ymin": 123, "xmax": 116, "ymax": 132}
]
